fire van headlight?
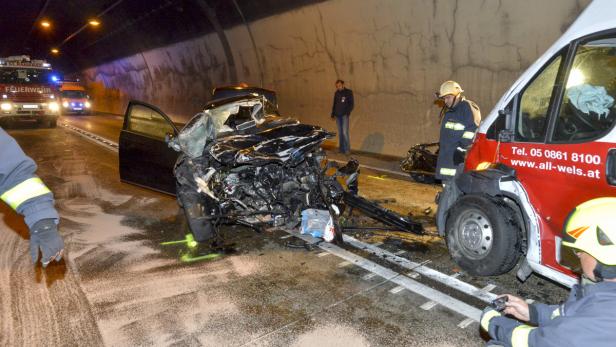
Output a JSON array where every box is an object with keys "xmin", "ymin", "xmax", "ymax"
[
  {"xmin": 48, "ymin": 101, "xmax": 60, "ymax": 112},
  {"xmin": 1, "ymin": 102, "xmax": 12, "ymax": 111},
  {"xmin": 85, "ymin": 101, "xmax": 91, "ymax": 108},
  {"xmin": 62, "ymin": 101, "xmax": 69, "ymax": 107}
]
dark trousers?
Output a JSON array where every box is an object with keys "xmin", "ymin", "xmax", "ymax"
[{"xmin": 335, "ymin": 114, "xmax": 350, "ymax": 154}]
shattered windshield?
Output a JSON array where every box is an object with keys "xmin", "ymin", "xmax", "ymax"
[{"xmin": 178, "ymin": 97, "xmax": 276, "ymax": 158}]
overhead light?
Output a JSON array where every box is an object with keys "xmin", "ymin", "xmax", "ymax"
[
  {"xmin": 50, "ymin": 48, "xmax": 59, "ymax": 54},
  {"xmin": 88, "ymin": 19, "xmax": 100, "ymax": 27},
  {"xmin": 40, "ymin": 20, "xmax": 51, "ymax": 28}
]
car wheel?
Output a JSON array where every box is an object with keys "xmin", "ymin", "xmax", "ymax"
[
  {"xmin": 178, "ymin": 188, "xmax": 217, "ymax": 242},
  {"xmin": 445, "ymin": 194, "xmax": 521, "ymax": 276}
]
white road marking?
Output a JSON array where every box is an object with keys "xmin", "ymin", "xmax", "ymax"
[
  {"xmin": 457, "ymin": 318, "xmax": 476, "ymax": 329},
  {"xmin": 279, "ymin": 234, "xmax": 293, "ymax": 239},
  {"xmin": 317, "ymin": 252, "xmax": 331, "ymax": 257},
  {"xmin": 420, "ymin": 301, "xmax": 438, "ymax": 310},
  {"xmin": 337, "ymin": 261, "xmax": 352, "ymax": 268},
  {"xmin": 389, "ymin": 285, "xmax": 405, "ymax": 294},
  {"xmin": 394, "ymin": 250, "xmax": 406, "ymax": 256},
  {"xmin": 480, "ymin": 284, "xmax": 497, "ymax": 293},
  {"xmin": 372, "ymin": 242, "xmax": 383, "ymax": 247},
  {"xmin": 407, "ymin": 272, "xmax": 420, "ymax": 279},
  {"xmin": 363, "ymin": 273, "xmax": 377, "ymax": 280},
  {"xmin": 451, "ymin": 272, "xmax": 461, "ymax": 278},
  {"xmin": 287, "ymin": 231, "xmax": 482, "ymax": 322},
  {"xmin": 343, "ymin": 235, "xmax": 498, "ymax": 304},
  {"xmin": 61, "ymin": 122, "xmax": 119, "ymax": 153}
]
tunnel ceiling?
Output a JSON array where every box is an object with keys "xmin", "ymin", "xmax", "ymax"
[{"xmin": 0, "ymin": 0, "xmax": 324, "ymax": 74}]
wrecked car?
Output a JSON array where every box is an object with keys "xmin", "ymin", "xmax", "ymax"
[
  {"xmin": 400, "ymin": 142, "xmax": 439, "ymax": 184},
  {"xmin": 119, "ymin": 93, "xmax": 422, "ymax": 243}
]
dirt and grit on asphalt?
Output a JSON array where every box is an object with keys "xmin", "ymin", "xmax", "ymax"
[{"xmin": 0, "ymin": 127, "xmax": 568, "ymax": 346}]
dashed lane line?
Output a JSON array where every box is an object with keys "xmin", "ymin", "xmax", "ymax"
[
  {"xmin": 61, "ymin": 122, "xmax": 118, "ymax": 153},
  {"xmin": 286, "ymin": 230, "xmax": 482, "ymax": 322},
  {"xmin": 362, "ymin": 273, "xmax": 377, "ymax": 280},
  {"xmin": 389, "ymin": 285, "xmax": 405, "ymax": 294},
  {"xmin": 343, "ymin": 235, "xmax": 498, "ymax": 304}
]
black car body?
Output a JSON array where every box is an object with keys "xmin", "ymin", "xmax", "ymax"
[
  {"xmin": 119, "ymin": 91, "xmax": 423, "ymax": 243},
  {"xmin": 119, "ymin": 94, "xmax": 357, "ymax": 242}
]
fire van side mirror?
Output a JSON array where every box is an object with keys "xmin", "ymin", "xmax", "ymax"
[{"xmin": 497, "ymin": 109, "xmax": 514, "ymax": 143}]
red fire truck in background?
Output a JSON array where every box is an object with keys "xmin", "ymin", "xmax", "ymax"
[{"xmin": 0, "ymin": 55, "xmax": 60, "ymax": 128}]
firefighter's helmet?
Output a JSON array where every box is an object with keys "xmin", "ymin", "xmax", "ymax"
[
  {"xmin": 439, "ymin": 80, "xmax": 464, "ymax": 97},
  {"xmin": 562, "ymin": 197, "xmax": 616, "ymax": 280}
]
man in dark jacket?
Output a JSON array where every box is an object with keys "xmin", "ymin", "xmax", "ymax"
[
  {"xmin": 480, "ymin": 197, "xmax": 616, "ymax": 347},
  {"xmin": 331, "ymin": 79, "xmax": 354, "ymax": 154},
  {"xmin": 435, "ymin": 80, "xmax": 479, "ymax": 182},
  {"xmin": 0, "ymin": 127, "xmax": 64, "ymax": 267}
]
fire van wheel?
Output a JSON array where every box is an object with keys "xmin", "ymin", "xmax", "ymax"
[{"xmin": 445, "ymin": 195, "xmax": 521, "ymax": 276}]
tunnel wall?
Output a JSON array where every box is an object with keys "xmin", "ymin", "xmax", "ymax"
[{"xmin": 81, "ymin": 0, "xmax": 589, "ymax": 156}]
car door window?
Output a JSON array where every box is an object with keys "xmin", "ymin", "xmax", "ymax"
[
  {"xmin": 516, "ymin": 55, "xmax": 563, "ymax": 142},
  {"xmin": 127, "ymin": 104, "xmax": 174, "ymax": 140},
  {"xmin": 552, "ymin": 37, "xmax": 616, "ymax": 142}
]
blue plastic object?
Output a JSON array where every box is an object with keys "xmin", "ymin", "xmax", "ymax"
[{"xmin": 300, "ymin": 209, "xmax": 332, "ymax": 238}]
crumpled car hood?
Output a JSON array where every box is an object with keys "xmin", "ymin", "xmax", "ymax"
[{"xmin": 209, "ymin": 119, "xmax": 333, "ymax": 166}]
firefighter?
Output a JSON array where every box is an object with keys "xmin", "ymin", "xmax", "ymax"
[
  {"xmin": 435, "ymin": 80, "xmax": 480, "ymax": 182},
  {"xmin": 480, "ymin": 197, "xmax": 616, "ymax": 347},
  {"xmin": 0, "ymin": 127, "xmax": 64, "ymax": 267}
]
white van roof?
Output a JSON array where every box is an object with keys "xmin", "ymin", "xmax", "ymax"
[{"xmin": 481, "ymin": 0, "xmax": 616, "ymax": 131}]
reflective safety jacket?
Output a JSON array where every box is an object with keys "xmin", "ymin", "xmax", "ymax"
[
  {"xmin": 435, "ymin": 98, "xmax": 478, "ymax": 180},
  {"xmin": 482, "ymin": 281, "xmax": 616, "ymax": 347},
  {"xmin": 0, "ymin": 128, "xmax": 58, "ymax": 228}
]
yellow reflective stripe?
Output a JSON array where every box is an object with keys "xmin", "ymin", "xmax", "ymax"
[
  {"xmin": 0, "ymin": 177, "xmax": 51, "ymax": 210},
  {"xmin": 462, "ymin": 131, "xmax": 475, "ymax": 139},
  {"xmin": 444, "ymin": 122, "xmax": 466, "ymax": 131},
  {"xmin": 511, "ymin": 325, "xmax": 536, "ymax": 347},
  {"xmin": 550, "ymin": 307, "xmax": 561, "ymax": 319},
  {"xmin": 480, "ymin": 309, "xmax": 501, "ymax": 331},
  {"xmin": 476, "ymin": 162, "xmax": 492, "ymax": 170},
  {"xmin": 439, "ymin": 168, "xmax": 456, "ymax": 176}
]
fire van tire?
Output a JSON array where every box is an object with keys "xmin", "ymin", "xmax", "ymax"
[{"xmin": 445, "ymin": 195, "xmax": 522, "ymax": 276}]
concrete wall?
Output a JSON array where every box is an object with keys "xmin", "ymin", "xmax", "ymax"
[{"xmin": 82, "ymin": 0, "xmax": 590, "ymax": 156}]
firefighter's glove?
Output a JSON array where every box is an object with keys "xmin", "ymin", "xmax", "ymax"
[
  {"xmin": 453, "ymin": 146, "xmax": 466, "ymax": 165},
  {"xmin": 29, "ymin": 218, "xmax": 64, "ymax": 267}
]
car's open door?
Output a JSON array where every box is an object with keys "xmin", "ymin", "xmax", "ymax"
[{"xmin": 119, "ymin": 100, "xmax": 179, "ymax": 195}]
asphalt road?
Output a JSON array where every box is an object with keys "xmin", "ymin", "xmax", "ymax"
[{"xmin": 0, "ymin": 118, "xmax": 570, "ymax": 346}]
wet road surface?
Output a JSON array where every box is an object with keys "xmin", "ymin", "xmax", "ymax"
[{"xmin": 1, "ymin": 122, "xmax": 569, "ymax": 346}]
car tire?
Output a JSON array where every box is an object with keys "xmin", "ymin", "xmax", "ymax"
[
  {"xmin": 445, "ymin": 194, "xmax": 521, "ymax": 276},
  {"xmin": 178, "ymin": 188, "xmax": 217, "ymax": 242}
]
